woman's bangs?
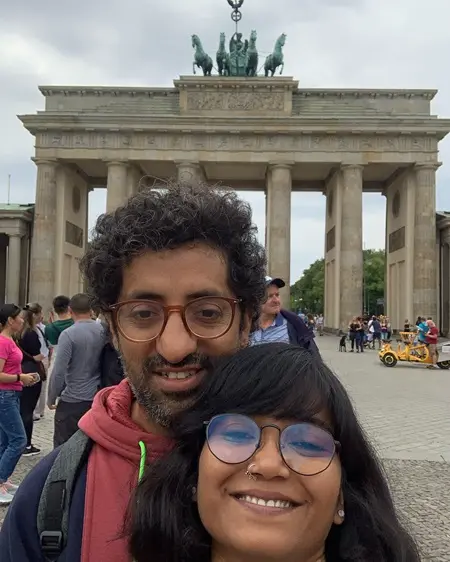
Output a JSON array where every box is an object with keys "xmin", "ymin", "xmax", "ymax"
[
  {"xmin": 265, "ymin": 368, "xmax": 332, "ymax": 423},
  {"xmin": 201, "ymin": 344, "xmax": 337, "ymax": 428}
]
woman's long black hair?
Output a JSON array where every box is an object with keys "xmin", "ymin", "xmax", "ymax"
[{"xmin": 128, "ymin": 343, "xmax": 420, "ymax": 562}]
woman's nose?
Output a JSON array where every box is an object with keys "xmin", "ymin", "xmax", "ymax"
[{"xmin": 250, "ymin": 432, "xmax": 290, "ymax": 480}]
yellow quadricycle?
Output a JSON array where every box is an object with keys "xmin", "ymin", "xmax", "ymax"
[{"xmin": 379, "ymin": 332, "xmax": 450, "ymax": 369}]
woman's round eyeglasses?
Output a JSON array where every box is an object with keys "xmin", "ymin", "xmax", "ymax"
[{"xmin": 205, "ymin": 413, "xmax": 340, "ymax": 477}]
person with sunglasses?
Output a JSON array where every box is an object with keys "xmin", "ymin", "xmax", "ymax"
[{"xmin": 129, "ymin": 343, "xmax": 420, "ymax": 562}]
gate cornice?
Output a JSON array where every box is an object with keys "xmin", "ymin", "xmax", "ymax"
[{"xmin": 18, "ymin": 113, "xmax": 450, "ymax": 140}]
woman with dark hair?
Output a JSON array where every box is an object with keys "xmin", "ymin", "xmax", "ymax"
[
  {"xmin": 129, "ymin": 343, "xmax": 420, "ymax": 562},
  {"xmin": 0, "ymin": 304, "xmax": 36, "ymax": 504},
  {"xmin": 16, "ymin": 303, "xmax": 45, "ymax": 457}
]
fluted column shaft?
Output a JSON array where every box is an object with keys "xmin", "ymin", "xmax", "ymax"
[
  {"xmin": 29, "ymin": 159, "xmax": 58, "ymax": 311},
  {"xmin": 106, "ymin": 161, "xmax": 129, "ymax": 212},
  {"xmin": 413, "ymin": 163, "xmax": 439, "ymax": 319},
  {"xmin": 176, "ymin": 161, "xmax": 204, "ymax": 185},
  {"xmin": 6, "ymin": 234, "xmax": 22, "ymax": 304},
  {"xmin": 339, "ymin": 164, "xmax": 363, "ymax": 330},
  {"xmin": 266, "ymin": 163, "xmax": 292, "ymax": 304}
]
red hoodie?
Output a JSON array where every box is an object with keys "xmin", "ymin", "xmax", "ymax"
[{"xmin": 78, "ymin": 380, "xmax": 173, "ymax": 562}]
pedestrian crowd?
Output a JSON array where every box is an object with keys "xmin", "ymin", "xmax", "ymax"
[
  {"xmin": 0, "ymin": 182, "xmax": 421, "ymax": 562},
  {"xmin": 0, "ymin": 294, "xmax": 122, "ymax": 505}
]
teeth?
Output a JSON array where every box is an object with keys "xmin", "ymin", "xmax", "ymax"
[
  {"xmin": 164, "ymin": 372, "xmax": 194, "ymax": 380},
  {"xmin": 238, "ymin": 495, "xmax": 293, "ymax": 509}
]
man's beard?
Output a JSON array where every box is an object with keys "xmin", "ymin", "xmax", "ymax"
[{"xmin": 120, "ymin": 352, "xmax": 213, "ymax": 428}]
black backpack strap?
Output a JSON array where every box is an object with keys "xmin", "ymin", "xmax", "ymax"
[{"xmin": 37, "ymin": 430, "xmax": 93, "ymax": 561}]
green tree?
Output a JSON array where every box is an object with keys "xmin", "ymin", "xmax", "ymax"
[{"xmin": 290, "ymin": 249, "xmax": 386, "ymax": 314}]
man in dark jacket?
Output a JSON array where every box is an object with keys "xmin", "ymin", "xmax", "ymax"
[
  {"xmin": 99, "ymin": 322, "xmax": 124, "ymax": 388},
  {"xmin": 250, "ymin": 276, "xmax": 319, "ymax": 355}
]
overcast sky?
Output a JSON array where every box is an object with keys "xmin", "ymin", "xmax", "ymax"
[{"xmin": 1, "ymin": 0, "xmax": 449, "ymax": 281}]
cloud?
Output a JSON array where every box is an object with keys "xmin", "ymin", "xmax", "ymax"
[{"xmin": 1, "ymin": 0, "xmax": 450, "ymax": 283}]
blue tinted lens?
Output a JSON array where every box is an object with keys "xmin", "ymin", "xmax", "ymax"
[
  {"xmin": 206, "ymin": 414, "xmax": 260, "ymax": 464},
  {"xmin": 281, "ymin": 423, "xmax": 336, "ymax": 475}
]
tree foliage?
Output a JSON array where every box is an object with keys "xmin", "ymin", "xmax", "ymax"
[{"xmin": 290, "ymin": 249, "xmax": 386, "ymax": 314}]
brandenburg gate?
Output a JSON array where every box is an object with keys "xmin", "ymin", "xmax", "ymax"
[{"xmin": 18, "ymin": 75, "xmax": 450, "ymax": 332}]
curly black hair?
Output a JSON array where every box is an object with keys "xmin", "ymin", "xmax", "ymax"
[{"xmin": 80, "ymin": 181, "xmax": 267, "ymax": 325}]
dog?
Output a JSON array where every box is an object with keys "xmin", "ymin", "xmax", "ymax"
[{"xmin": 338, "ymin": 334, "xmax": 347, "ymax": 352}]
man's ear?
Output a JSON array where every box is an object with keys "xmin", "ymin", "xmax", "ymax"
[
  {"xmin": 104, "ymin": 314, "xmax": 120, "ymax": 349},
  {"xmin": 239, "ymin": 311, "xmax": 252, "ymax": 348}
]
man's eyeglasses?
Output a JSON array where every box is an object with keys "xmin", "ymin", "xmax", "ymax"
[
  {"xmin": 110, "ymin": 297, "xmax": 241, "ymax": 343},
  {"xmin": 205, "ymin": 413, "xmax": 340, "ymax": 476}
]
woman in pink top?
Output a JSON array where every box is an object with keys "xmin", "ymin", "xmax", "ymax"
[{"xmin": 0, "ymin": 304, "xmax": 37, "ymax": 505}]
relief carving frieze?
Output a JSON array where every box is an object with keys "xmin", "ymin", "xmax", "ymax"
[
  {"xmin": 35, "ymin": 131, "xmax": 437, "ymax": 154},
  {"xmin": 186, "ymin": 91, "xmax": 285, "ymax": 112}
]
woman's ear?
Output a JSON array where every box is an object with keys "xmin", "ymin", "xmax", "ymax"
[{"xmin": 333, "ymin": 491, "xmax": 345, "ymax": 526}]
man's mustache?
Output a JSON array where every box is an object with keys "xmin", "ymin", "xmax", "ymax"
[{"xmin": 142, "ymin": 353, "xmax": 212, "ymax": 372}]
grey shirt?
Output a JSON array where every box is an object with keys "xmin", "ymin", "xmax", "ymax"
[{"xmin": 47, "ymin": 320, "xmax": 106, "ymax": 406}]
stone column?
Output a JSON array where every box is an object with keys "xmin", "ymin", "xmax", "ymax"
[
  {"xmin": 413, "ymin": 163, "xmax": 439, "ymax": 320},
  {"xmin": 29, "ymin": 159, "xmax": 58, "ymax": 312},
  {"xmin": 127, "ymin": 166, "xmax": 143, "ymax": 198},
  {"xmin": 0, "ymin": 238, "xmax": 6, "ymax": 304},
  {"xmin": 266, "ymin": 163, "xmax": 292, "ymax": 304},
  {"xmin": 339, "ymin": 164, "xmax": 364, "ymax": 330},
  {"xmin": 106, "ymin": 161, "xmax": 129, "ymax": 212},
  {"xmin": 176, "ymin": 161, "xmax": 204, "ymax": 185},
  {"xmin": 6, "ymin": 234, "xmax": 22, "ymax": 304}
]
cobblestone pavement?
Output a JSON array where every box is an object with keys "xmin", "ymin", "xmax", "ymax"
[{"xmin": 1, "ymin": 335, "xmax": 449, "ymax": 560}]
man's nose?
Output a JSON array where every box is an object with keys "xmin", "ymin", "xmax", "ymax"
[{"xmin": 155, "ymin": 311, "xmax": 198, "ymax": 364}]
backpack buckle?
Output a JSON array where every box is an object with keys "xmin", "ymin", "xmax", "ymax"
[{"xmin": 40, "ymin": 531, "xmax": 63, "ymax": 554}]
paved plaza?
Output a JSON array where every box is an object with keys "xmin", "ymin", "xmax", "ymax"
[{"xmin": 1, "ymin": 335, "xmax": 449, "ymax": 559}]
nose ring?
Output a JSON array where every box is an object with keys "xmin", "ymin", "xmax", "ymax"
[{"xmin": 245, "ymin": 463, "xmax": 257, "ymax": 481}]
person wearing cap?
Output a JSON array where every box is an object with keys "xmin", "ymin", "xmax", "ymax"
[{"xmin": 250, "ymin": 276, "xmax": 319, "ymax": 355}]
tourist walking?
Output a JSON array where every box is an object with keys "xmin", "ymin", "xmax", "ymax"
[
  {"xmin": 17, "ymin": 303, "xmax": 46, "ymax": 457},
  {"xmin": 34, "ymin": 312, "xmax": 50, "ymax": 420},
  {"xmin": 426, "ymin": 319, "xmax": 439, "ymax": 369},
  {"xmin": 368, "ymin": 315, "xmax": 382, "ymax": 349},
  {"xmin": 316, "ymin": 313, "xmax": 324, "ymax": 335},
  {"xmin": 0, "ymin": 304, "xmax": 37, "ymax": 505},
  {"xmin": 356, "ymin": 316, "xmax": 365, "ymax": 352},
  {"xmin": 48, "ymin": 293, "xmax": 106, "ymax": 448},
  {"xmin": 44, "ymin": 295, "xmax": 74, "ymax": 374},
  {"xmin": 348, "ymin": 317, "xmax": 360, "ymax": 352}
]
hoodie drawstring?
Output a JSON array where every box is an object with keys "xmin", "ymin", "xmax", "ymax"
[{"xmin": 138, "ymin": 440, "xmax": 147, "ymax": 483}]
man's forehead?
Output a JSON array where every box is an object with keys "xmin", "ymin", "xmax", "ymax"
[
  {"xmin": 120, "ymin": 244, "xmax": 231, "ymax": 301},
  {"xmin": 267, "ymin": 285, "xmax": 280, "ymax": 295}
]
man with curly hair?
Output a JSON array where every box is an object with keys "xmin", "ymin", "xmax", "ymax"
[{"xmin": 1, "ymin": 182, "xmax": 315, "ymax": 562}]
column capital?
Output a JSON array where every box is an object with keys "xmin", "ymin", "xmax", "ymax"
[
  {"xmin": 104, "ymin": 160, "xmax": 129, "ymax": 168},
  {"xmin": 31, "ymin": 157, "xmax": 58, "ymax": 167},
  {"xmin": 268, "ymin": 161, "xmax": 294, "ymax": 171},
  {"xmin": 341, "ymin": 163, "xmax": 364, "ymax": 171},
  {"xmin": 415, "ymin": 162, "xmax": 441, "ymax": 171},
  {"xmin": 8, "ymin": 232, "xmax": 23, "ymax": 239},
  {"xmin": 174, "ymin": 160, "xmax": 201, "ymax": 169}
]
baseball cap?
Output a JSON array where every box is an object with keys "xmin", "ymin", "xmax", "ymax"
[
  {"xmin": 0, "ymin": 303, "xmax": 21, "ymax": 325},
  {"xmin": 265, "ymin": 276, "xmax": 286, "ymax": 288}
]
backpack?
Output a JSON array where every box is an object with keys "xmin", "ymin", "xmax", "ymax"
[{"xmin": 37, "ymin": 431, "xmax": 93, "ymax": 561}]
